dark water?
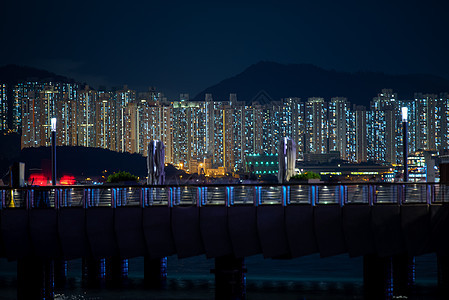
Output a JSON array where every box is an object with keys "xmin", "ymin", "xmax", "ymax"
[{"xmin": 0, "ymin": 254, "xmax": 440, "ymax": 299}]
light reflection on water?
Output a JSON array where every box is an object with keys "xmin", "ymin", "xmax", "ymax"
[{"xmin": 0, "ymin": 253, "xmax": 440, "ymax": 299}]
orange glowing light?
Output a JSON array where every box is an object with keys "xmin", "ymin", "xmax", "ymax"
[
  {"xmin": 28, "ymin": 173, "xmax": 47, "ymax": 186},
  {"xmin": 60, "ymin": 175, "xmax": 76, "ymax": 185}
]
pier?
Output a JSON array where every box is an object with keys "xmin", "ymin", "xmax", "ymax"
[{"xmin": 0, "ymin": 182, "xmax": 448, "ymax": 299}]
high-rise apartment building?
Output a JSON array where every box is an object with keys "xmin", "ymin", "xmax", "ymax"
[
  {"xmin": 328, "ymin": 97, "xmax": 350, "ymax": 160},
  {"xmin": 172, "ymin": 99, "xmax": 206, "ymax": 171},
  {"xmin": 367, "ymin": 109, "xmax": 387, "ymax": 164},
  {"xmin": 261, "ymin": 103, "xmax": 279, "ymax": 155},
  {"xmin": 211, "ymin": 100, "xmax": 226, "ymax": 168},
  {"xmin": 20, "ymin": 82, "xmax": 41, "ymax": 148},
  {"xmin": 223, "ymin": 103, "xmax": 235, "ymax": 172},
  {"xmin": 15, "ymin": 81, "xmax": 46, "ymax": 136},
  {"xmin": 305, "ymin": 97, "xmax": 328, "ymax": 154},
  {"xmin": 280, "ymin": 97, "xmax": 304, "ymax": 156},
  {"xmin": 123, "ymin": 101, "xmax": 140, "ymax": 154},
  {"xmin": 414, "ymin": 93, "xmax": 443, "ymax": 151},
  {"xmin": 39, "ymin": 86, "xmax": 59, "ymax": 147},
  {"xmin": 353, "ymin": 105, "xmax": 367, "ymax": 163},
  {"xmin": 77, "ymin": 86, "xmax": 97, "ymax": 147},
  {"xmin": 115, "ymin": 86, "xmax": 136, "ymax": 152},
  {"xmin": 160, "ymin": 105, "xmax": 173, "ymax": 163},
  {"xmin": 95, "ymin": 91, "xmax": 116, "ymax": 150},
  {"xmin": 0, "ymin": 84, "xmax": 7, "ymax": 132},
  {"xmin": 440, "ymin": 93, "xmax": 449, "ymax": 150},
  {"xmin": 12, "ymin": 80, "xmax": 449, "ymax": 175},
  {"xmin": 368, "ymin": 89, "xmax": 398, "ymax": 164},
  {"xmin": 241, "ymin": 103, "xmax": 262, "ymax": 157},
  {"xmin": 20, "ymin": 84, "xmax": 59, "ymax": 148},
  {"xmin": 202, "ymin": 95, "xmax": 239, "ymax": 169},
  {"xmin": 55, "ymin": 82, "xmax": 79, "ymax": 146}
]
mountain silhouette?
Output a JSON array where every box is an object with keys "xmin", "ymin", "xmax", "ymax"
[
  {"xmin": 194, "ymin": 61, "xmax": 449, "ymax": 105},
  {"xmin": 0, "ymin": 64, "xmax": 75, "ymax": 85}
]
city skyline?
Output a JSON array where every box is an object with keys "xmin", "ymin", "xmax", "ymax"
[
  {"xmin": 1, "ymin": 2, "xmax": 448, "ymax": 299},
  {"xmin": 2, "ymin": 78, "xmax": 449, "ymax": 175}
]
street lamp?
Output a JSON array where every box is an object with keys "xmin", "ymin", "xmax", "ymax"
[
  {"xmin": 402, "ymin": 107, "xmax": 408, "ymax": 182},
  {"xmin": 51, "ymin": 117, "xmax": 57, "ymax": 186}
]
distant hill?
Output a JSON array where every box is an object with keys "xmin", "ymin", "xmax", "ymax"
[
  {"xmin": 0, "ymin": 138, "xmax": 188, "ymax": 185},
  {"xmin": 0, "ymin": 64, "xmax": 75, "ymax": 85},
  {"xmin": 21, "ymin": 146, "xmax": 147, "ymax": 179},
  {"xmin": 0, "ymin": 145, "xmax": 148, "ymax": 182},
  {"xmin": 194, "ymin": 61, "xmax": 449, "ymax": 105}
]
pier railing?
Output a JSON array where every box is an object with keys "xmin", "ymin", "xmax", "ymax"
[{"xmin": 1, "ymin": 182, "xmax": 448, "ymax": 209}]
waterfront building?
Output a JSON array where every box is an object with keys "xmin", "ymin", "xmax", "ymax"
[{"xmin": 246, "ymin": 153, "xmax": 279, "ymax": 176}]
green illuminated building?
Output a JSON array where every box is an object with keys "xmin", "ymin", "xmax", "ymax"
[{"xmin": 245, "ymin": 153, "xmax": 278, "ymax": 175}]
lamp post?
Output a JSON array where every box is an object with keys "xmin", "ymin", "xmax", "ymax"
[
  {"xmin": 392, "ymin": 106, "xmax": 415, "ymax": 299},
  {"xmin": 52, "ymin": 117, "xmax": 68, "ymax": 288},
  {"xmin": 51, "ymin": 117, "xmax": 57, "ymax": 186},
  {"xmin": 402, "ymin": 107, "xmax": 408, "ymax": 183}
]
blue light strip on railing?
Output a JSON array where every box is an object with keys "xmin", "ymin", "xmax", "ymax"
[
  {"xmin": 311, "ymin": 186, "xmax": 316, "ymax": 206},
  {"xmin": 282, "ymin": 186, "xmax": 288, "ymax": 206},
  {"xmin": 1, "ymin": 183, "xmax": 447, "ymax": 209},
  {"xmin": 340, "ymin": 185, "xmax": 345, "ymax": 207}
]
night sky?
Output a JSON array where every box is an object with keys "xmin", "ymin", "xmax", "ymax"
[{"xmin": 1, "ymin": 0, "xmax": 448, "ymax": 98}]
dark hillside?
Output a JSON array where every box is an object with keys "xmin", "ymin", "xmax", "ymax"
[
  {"xmin": 1, "ymin": 146, "xmax": 147, "ymax": 182},
  {"xmin": 194, "ymin": 61, "xmax": 449, "ymax": 105}
]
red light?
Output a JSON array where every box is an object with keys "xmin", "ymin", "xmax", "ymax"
[
  {"xmin": 60, "ymin": 175, "xmax": 76, "ymax": 185},
  {"xmin": 28, "ymin": 173, "xmax": 47, "ymax": 186}
]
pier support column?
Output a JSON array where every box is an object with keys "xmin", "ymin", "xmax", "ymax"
[
  {"xmin": 106, "ymin": 257, "xmax": 128, "ymax": 287},
  {"xmin": 363, "ymin": 255, "xmax": 393, "ymax": 300},
  {"xmin": 17, "ymin": 258, "xmax": 54, "ymax": 300},
  {"xmin": 54, "ymin": 259, "xmax": 67, "ymax": 288},
  {"xmin": 144, "ymin": 256, "xmax": 167, "ymax": 289},
  {"xmin": 437, "ymin": 254, "xmax": 449, "ymax": 297},
  {"xmin": 213, "ymin": 255, "xmax": 246, "ymax": 300},
  {"xmin": 82, "ymin": 257, "xmax": 105, "ymax": 288},
  {"xmin": 392, "ymin": 254, "xmax": 415, "ymax": 298}
]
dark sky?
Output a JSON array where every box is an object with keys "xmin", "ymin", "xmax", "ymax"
[{"xmin": 1, "ymin": 0, "xmax": 448, "ymax": 99}]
